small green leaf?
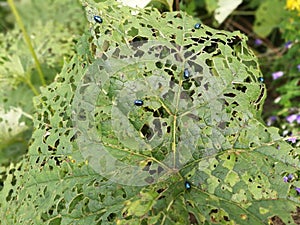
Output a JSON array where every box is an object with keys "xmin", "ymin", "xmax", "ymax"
[
  {"xmin": 253, "ymin": 0, "xmax": 286, "ymax": 37},
  {"xmin": 204, "ymin": 0, "xmax": 218, "ymax": 14}
]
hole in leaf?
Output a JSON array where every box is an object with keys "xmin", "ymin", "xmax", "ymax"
[
  {"xmin": 158, "ymin": 195, "xmax": 166, "ymax": 200},
  {"xmin": 234, "ymin": 85, "xmax": 247, "ymax": 93},
  {"xmin": 254, "ymin": 86, "xmax": 265, "ymax": 104},
  {"xmin": 107, "ymin": 213, "xmax": 116, "ymax": 222},
  {"xmin": 203, "ymin": 43, "xmax": 218, "ymax": 53},
  {"xmin": 164, "ymin": 68, "xmax": 174, "ymax": 76},
  {"xmin": 189, "ymin": 213, "xmax": 199, "ymax": 224},
  {"xmin": 224, "ymin": 93, "xmax": 236, "ymax": 98},
  {"xmin": 191, "ymin": 37, "xmax": 206, "ymax": 44},
  {"xmin": 205, "ymin": 59, "xmax": 212, "ymax": 66},
  {"xmin": 142, "ymin": 161, "xmax": 152, "ymax": 171},
  {"xmin": 167, "ymin": 126, "xmax": 171, "ymax": 133},
  {"xmin": 204, "ymin": 83, "xmax": 209, "ymax": 91},
  {"xmin": 228, "ymin": 35, "xmax": 242, "ymax": 48},
  {"xmin": 180, "ymin": 91, "xmax": 190, "ymax": 100},
  {"xmin": 269, "ymin": 215, "xmax": 285, "ymax": 225},
  {"xmin": 205, "ymin": 31, "xmax": 213, "ymax": 36},
  {"xmin": 149, "ymin": 170, "xmax": 156, "ymax": 175},
  {"xmin": 157, "ymin": 188, "xmax": 165, "ymax": 194},
  {"xmin": 174, "ymin": 13, "xmax": 182, "ymax": 19},
  {"xmin": 145, "ymin": 176, "xmax": 154, "ymax": 184},
  {"xmin": 210, "ymin": 209, "xmax": 218, "ymax": 214},
  {"xmin": 6, "ymin": 189, "xmax": 13, "ymax": 201},
  {"xmin": 153, "ymin": 119, "xmax": 162, "ymax": 137},
  {"xmin": 232, "ymin": 101, "xmax": 239, "ymax": 107},
  {"xmin": 223, "ymin": 216, "xmax": 230, "ymax": 221},
  {"xmin": 153, "ymin": 107, "xmax": 169, "ymax": 118},
  {"xmin": 186, "ymin": 113, "xmax": 200, "ymax": 121},
  {"xmin": 131, "ymin": 36, "xmax": 148, "ymax": 43},
  {"xmin": 134, "ymin": 49, "xmax": 144, "ymax": 58},
  {"xmin": 141, "ymin": 124, "xmax": 154, "ymax": 140},
  {"xmin": 150, "ymin": 28, "xmax": 159, "ymax": 37},
  {"xmin": 244, "ymin": 77, "xmax": 251, "ymax": 83},
  {"xmin": 158, "ymin": 166, "xmax": 164, "ymax": 174},
  {"xmin": 156, "ymin": 61, "xmax": 163, "ymax": 69}
]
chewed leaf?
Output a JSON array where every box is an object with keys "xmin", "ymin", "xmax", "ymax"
[
  {"xmin": 73, "ymin": 4, "xmax": 269, "ymax": 187},
  {"xmin": 2, "ymin": 2, "xmax": 299, "ymax": 225},
  {"xmin": 73, "ymin": 34, "xmax": 266, "ymax": 186}
]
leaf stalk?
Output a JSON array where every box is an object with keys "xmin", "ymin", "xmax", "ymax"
[{"xmin": 7, "ymin": 0, "xmax": 46, "ymax": 86}]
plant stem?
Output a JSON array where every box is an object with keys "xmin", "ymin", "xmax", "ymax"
[
  {"xmin": 24, "ymin": 74, "xmax": 40, "ymax": 96},
  {"xmin": 231, "ymin": 11, "xmax": 255, "ymax": 16},
  {"xmin": 7, "ymin": 0, "xmax": 46, "ymax": 86},
  {"xmin": 174, "ymin": 0, "xmax": 179, "ymax": 11}
]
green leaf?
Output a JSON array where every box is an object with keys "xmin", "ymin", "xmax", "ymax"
[
  {"xmin": 1, "ymin": 1, "xmax": 299, "ymax": 225},
  {"xmin": 0, "ymin": 0, "xmax": 87, "ymax": 165},
  {"xmin": 253, "ymin": 0, "xmax": 286, "ymax": 37},
  {"xmin": 151, "ymin": 0, "xmax": 174, "ymax": 11},
  {"xmin": 204, "ymin": 0, "xmax": 218, "ymax": 14}
]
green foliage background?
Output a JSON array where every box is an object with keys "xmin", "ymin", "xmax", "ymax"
[
  {"xmin": 0, "ymin": 0, "xmax": 86, "ymax": 164},
  {"xmin": 0, "ymin": 0, "xmax": 299, "ymax": 224}
]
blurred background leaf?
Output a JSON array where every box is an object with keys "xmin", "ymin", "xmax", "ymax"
[
  {"xmin": 253, "ymin": 0, "xmax": 286, "ymax": 37},
  {"xmin": 0, "ymin": 0, "xmax": 87, "ymax": 166},
  {"xmin": 214, "ymin": 0, "xmax": 242, "ymax": 24}
]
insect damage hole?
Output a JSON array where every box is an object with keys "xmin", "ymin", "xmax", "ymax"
[{"xmin": 140, "ymin": 124, "xmax": 154, "ymax": 140}]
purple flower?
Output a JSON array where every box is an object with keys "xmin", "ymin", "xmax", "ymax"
[
  {"xmin": 286, "ymin": 114, "xmax": 298, "ymax": 123},
  {"xmin": 267, "ymin": 116, "xmax": 277, "ymax": 126},
  {"xmin": 255, "ymin": 39, "xmax": 263, "ymax": 46},
  {"xmin": 297, "ymin": 64, "xmax": 300, "ymax": 72},
  {"xmin": 272, "ymin": 71, "xmax": 284, "ymax": 80},
  {"xmin": 295, "ymin": 187, "xmax": 300, "ymax": 194},
  {"xmin": 297, "ymin": 115, "xmax": 300, "ymax": 124},
  {"xmin": 283, "ymin": 174, "xmax": 294, "ymax": 182},
  {"xmin": 287, "ymin": 136, "xmax": 297, "ymax": 143},
  {"xmin": 285, "ymin": 41, "xmax": 293, "ymax": 49}
]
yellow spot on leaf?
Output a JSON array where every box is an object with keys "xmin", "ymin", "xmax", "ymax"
[
  {"xmin": 259, "ymin": 207, "xmax": 269, "ymax": 214},
  {"xmin": 240, "ymin": 214, "xmax": 247, "ymax": 220}
]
